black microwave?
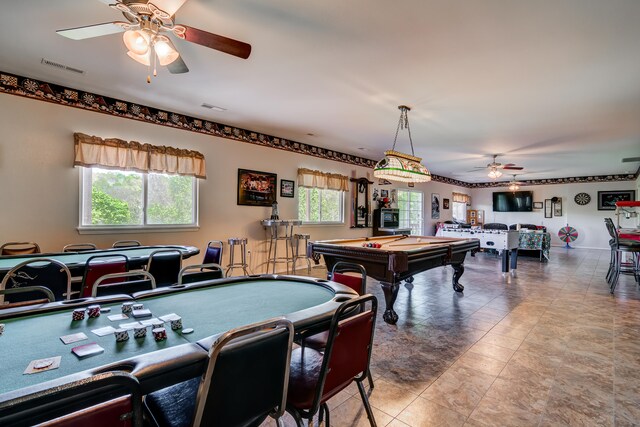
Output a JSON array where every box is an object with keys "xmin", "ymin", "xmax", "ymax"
[{"xmin": 380, "ymin": 208, "xmax": 400, "ymax": 228}]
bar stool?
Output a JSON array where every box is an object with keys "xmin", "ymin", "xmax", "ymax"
[
  {"xmin": 225, "ymin": 237, "xmax": 250, "ymax": 277},
  {"xmin": 262, "ymin": 220, "xmax": 301, "ymax": 274},
  {"xmin": 292, "ymin": 233, "xmax": 311, "ymax": 275}
]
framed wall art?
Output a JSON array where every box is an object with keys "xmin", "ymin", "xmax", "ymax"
[
  {"xmin": 544, "ymin": 199, "xmax": 553, "ymax": 218},
  {"xmin": 553, "ymin": 198, "xmax": 562, "ymax": 216},
  {"xmin": 597, "ymin": 190, "xmax": 636, "ymax": 210},
  {"xmin": 431, "ymin": 193, "xmax": 440, "ymax": 219},
  {"xmin": 280, "ymin": 179, "xmax": 295, "ymax": 198},
  {"xmin": 237, "ymin": 169, "xmax": 277, "ymax": 206},
  {"xmin": 443, "ymin": 198, "xmax": 450, "ymax": 210}
]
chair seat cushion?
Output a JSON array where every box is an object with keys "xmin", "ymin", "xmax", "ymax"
[
  {"xmin": 144, "ymin": 377, "xmax": 199, "ymax": 427},
  {"xmin": 287, "ymin": 347, "xmax": 324, "ymax": 409},
  {"xmin": 303, "ymin": 330, "xmax": 329, "ymax": 350},
  {"xmin": 618, "ymin": 239, "xmax": 640, "ymax": 249}
]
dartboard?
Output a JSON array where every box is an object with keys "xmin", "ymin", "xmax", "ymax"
[
  {"xmin": 574, "ymin": 193, "xmax": 591, "ymax": 205},
  {"xmin": 558, "ymin": 226, "xmax": 579, "ymax": 243}
]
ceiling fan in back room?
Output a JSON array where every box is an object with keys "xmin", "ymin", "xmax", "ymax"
[
  {"xmin": 471, "ymin": 154, "xmax": 524, "ymax": 179},
  {"xmin": 56, "ymin": 0, "xmax": 251, "ymax": 83}
]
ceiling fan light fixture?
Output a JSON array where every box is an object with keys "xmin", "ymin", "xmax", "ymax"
[
  {"xmin": 127, "ymin": 50, "xmax": 150, "ymax": 66},
  {"xmin": 488, "ymin": 167, "xmax": 502, "ymax": 179},
  {"xmin": 123, "ymin": 30, "xmax": 149, "ymax": 55},
  {"xmin": 154, "ymin": 37, "xmax": 179, "ymax": 65},
  {"xmin": 374, "ymin": 105, "xmax": 431, "ymax": 183},
  {"xmin": 508, "ymin": 182, "xmax": 520, "ymax": 191}
]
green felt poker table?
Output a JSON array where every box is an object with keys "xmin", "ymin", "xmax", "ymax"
[
  {"xmin": 0, "ymin": 245, "xmax": 200, "ymax": 279},
  {"xmin": 0, "ymin": 275, "xmax": 357, "ymax": 404}
]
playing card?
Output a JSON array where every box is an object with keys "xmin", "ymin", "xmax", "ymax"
[
  {"xmin": 131, "ymin": 309, "xmax": 152, "ymax": 318},
  {"xmin": 119, "ymin": 322, "xmax": 141, "ymax": 330},
  {"xmin": 91, "ymin": 326, "xmax": 116, "ymax": 337},
  {"xmin": 60, "ymin": 332, "xmax": 88, "ymax": 345},
  {"xmin": 24, "ymin": 356, "xmax": 62, "ymax": 374},
  {"xmin": 139, "ymin": 318, "xmax": 161, "ymax": 326},
  {"xmin": 159, "ymin": 313, "xmax": 180, "ymax": 322},
  {"xmin": 107, "ymin": 313, "xmax": 129, "ymax": 321},
  {"xmin": 72, "ymin": 343, "xmax": 104, "ymax": 359}
]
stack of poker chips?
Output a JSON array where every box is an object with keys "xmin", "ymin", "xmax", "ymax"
[
  {"xmin": 121, "ymin": 302, "xmax": 134, "ymax": 314},
  {"xmin": 152, "ymin": 327, "xmax": 167, "ymax": 341},
  {"xmin": 0, "ymin": 323, "xmax": 5, "ymax": 335},
  {"xmin": 72, "ymin": 308, "xmax": 86, "ymax": 321},
  {"xmin": 170, "ymin": 316, "xmax": 183, "ymax": 330},
  {"xmin": 114, "ymin": 328, "xmax": 129, "ymax": 342},
  {"xmin": 87, "ymin": 305, "xmax": 101, "ymax": 318},
  {"xmin": 134, "ymin": 326, "xmax": 147, "ymax": 339}
]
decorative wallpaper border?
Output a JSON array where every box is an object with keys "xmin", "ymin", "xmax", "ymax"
[{"xmin": 0, "ymin": 71, "xmax": 637, "ymax": 188}]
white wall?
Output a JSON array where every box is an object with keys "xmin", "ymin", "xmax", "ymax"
[
  {"xmin": 471, "ymin": 181, "xmax": 637, "ymax": 249},
  {"xmin": 0, "ymin": 93, "xmax": 467, "ymax": 271}
]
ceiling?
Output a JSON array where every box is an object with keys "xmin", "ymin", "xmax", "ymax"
[{"xmin": 1, "ymin": 0, "xmax": 639, "ymax": 183}]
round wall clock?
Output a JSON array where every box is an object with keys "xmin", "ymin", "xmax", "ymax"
[{"xmin": 574, "ymin": 193, "xmax": 591, "ymax": 205}]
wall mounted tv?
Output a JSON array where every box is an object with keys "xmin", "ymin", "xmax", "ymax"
[{"xmin": 493, "ymin": 191, "xmax": 533, "ymax": 212}]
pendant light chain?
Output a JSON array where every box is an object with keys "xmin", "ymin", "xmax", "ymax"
[{"xmin": 391, "ymin": 106, "xmax": 416, "ymax": 156}]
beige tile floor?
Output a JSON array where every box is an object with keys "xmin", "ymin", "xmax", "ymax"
[{"xmin": 263, "ymin": 247, "xmax": 640, "ymax": 426}]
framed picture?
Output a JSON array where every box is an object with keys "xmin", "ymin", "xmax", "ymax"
[
  {"xmin": 280, "ymin": 179, "xmax": 294, "ymax": 198},
  {"xmin": 553, "ymin": 198, "xmax": 562, "ymax": 216},
  {"xmin": 431, "ymin": 193, "xmax": 440, "ymax": 219},
  {"xmin": 470, "ymin": 210, "xmax": 476, "ymax": 218},
  {"xmin": 237, "ymin": 169, "xmax": 277, "ymax": 206},
  {"xmin": 533, "ymin": 202, "xmax": 543, "ymax": 209},
  {"xmin": 408, "ymin": 182, "xmax": 415, "ymax": 188},
  {"xmin": 380, "ymin": 190, "xmax": 389, "ymax": 198},
  {"xmin": 443, "ymin": 198, "xmax": 450, "ymax": 210},
  {"xmin": 597, "ymin": 190, "xmax": 636, "ymax": 211},
  {"xmin": 544, "ymin": 199, "xmax": 552, "ymax": 218}
]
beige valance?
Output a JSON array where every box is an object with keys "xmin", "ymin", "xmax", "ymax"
[
  {"xmin": 297, "ymin": 168, "xmax": 349, "ymax": 191},
  {"xmin": 452, "ymin": 192, "xmax": 471, "ymax": 205},
  {"xmin": 73, "ymin": 133, "xmax": 206, "ymax": 179}
]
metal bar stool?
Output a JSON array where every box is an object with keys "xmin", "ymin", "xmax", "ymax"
[
  {"xmin": 292, "ymin": 233, "xmax": 311, "ymax": 275},
  {"xmin": 225, "ymin": 237, "xmax": 250, "ymax": 277},
  {"xmin": 262, "ymin": 220, "xmax": 301, "ymax": 274}
]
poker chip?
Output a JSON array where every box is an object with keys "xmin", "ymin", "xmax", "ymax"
[
  {"xmin": 170, "ymin": 317, "xmax": 183, "ymax": 331},
  {"xmin": 33, "ymin": 358, "xmax": 54, "ymax": 370},
  {"xmin": 100, "ymin": 307, "xmax": 111, "ymax": 313},
  {"xmin": 153, "ymin": 327, "xmax": 167, "ymax": 341},
  {"xmin": 181, "ymin": 328, "xmax": 194, "ymax": 334},
  {"xmin": 72, "ymin": 308, "xmax": 86, "ymax": 321},
  {"xmin": 87, "ymin": 305, "xmax": 101, "ymax": 318}
]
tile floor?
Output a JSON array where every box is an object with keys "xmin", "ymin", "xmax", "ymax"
[{"xmin": 264, "ymin": 247, "xmax": 640, "ymax": 426}]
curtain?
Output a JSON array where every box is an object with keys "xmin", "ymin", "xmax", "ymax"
[
  {"xmin": 297, "ymin": 168, "xmax": 349, "ymax": 191},
  {"xmin": 73, "ymin": 133, "xmax": 206, "ymax": 179},
  {"xmin": 452, "ymin": 192, "xmax": 471, "ymax": 205}
]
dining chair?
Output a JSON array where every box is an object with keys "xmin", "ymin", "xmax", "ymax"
[{"xmin": 144, "ymin": 318, "xmax": 294, "ymax": 427}]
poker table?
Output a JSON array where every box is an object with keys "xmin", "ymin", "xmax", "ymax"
[
  {"xmin": 309, "ymin": 235, "xmax": 479, "ymax": 324},
  {"xmin": 0, "ymin": 245, "xmax": 200, "ymax": 279},
  {"xmin": 0, "ymin": 275, "xmax": 357, "ymax": 404}
]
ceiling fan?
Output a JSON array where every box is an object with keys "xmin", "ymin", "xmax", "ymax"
[
  {"xmin": 56, "ymin": 0, "xmax": 251, "ymax": 83},
  {"xmin": 472, "ymin": 154, "xmax": 523, "ymax": 179}
]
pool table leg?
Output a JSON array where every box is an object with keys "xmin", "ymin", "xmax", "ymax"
[
  {"xmin": 451, "ymin": 263, "xmax": 465, "ymax": 292},
  {"xmin": 381, "ymin": 281, "xmax": 399, "ymax": 324}
]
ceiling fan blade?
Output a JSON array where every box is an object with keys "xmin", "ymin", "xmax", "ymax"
[
  {"xmin": 167, "ymin": 56, "xmax": 189, "ymax": 74},
  {"xmin": 503, "ymin": 166, "xmax": 524, "ymax": 170},
  {"xmin": 181, "ymin": 26, "xmax": 251, "ymax": 59},
  {"xmin": 151, "ymin": 0, "xmax": 189, "ymax": 16},
  {"xmin": 56, "ymin": 22, "xmax": 124, "ymax": 40}
]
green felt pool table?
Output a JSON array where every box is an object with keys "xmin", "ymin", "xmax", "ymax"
[
  {"xmin": 0, "ymin": 275, "xmax": 357, "ymax": 403},
  {"xmin": 0, "ymin": 245, "xmax": 200, "ymax": 279}
]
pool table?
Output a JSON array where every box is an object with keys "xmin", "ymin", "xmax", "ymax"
[
  {"xmin": 0, "ymin": 275, "xmax": 357, "ymax": 406},
  {"xmin": 309, "ymin": 235, "xmax": 480, "ymax": 324},
  {"xmin": 0, "ymin": 245, "xmax": 200, "ymax": 279}
]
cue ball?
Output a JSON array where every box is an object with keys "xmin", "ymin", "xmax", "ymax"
[{"xmin": 416, "ymin": 238, "xmax": 422, "ymax": 242}]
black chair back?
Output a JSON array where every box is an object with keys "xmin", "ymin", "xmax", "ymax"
[
  {"xmin": 509, "ymin": 223, "xmax": 538, "ymax": 230},
  {"xmin": 0, "ymin": 371, "xmax": 143, "ymax": 427},
  {"xmin": 0, "ymin": 259, "xmax": 72, "ymax": 302},
  {"xmin": 178, "ymin": 264, "xmax": 224, "ymax": 285},
  {"xmin": 604, "ymin": 218, "xmax": 619, "ymax": 246},
  {"xmin": 146, "ymin": 249, "xmax": 182, "ymax": 287},
  {"xmin": 194, "ymin": 319, "xmax": 293, "ymax": 426},
  {"xmin": 0, "ymin": 286, "xmax": 54, "ymax": 309}
]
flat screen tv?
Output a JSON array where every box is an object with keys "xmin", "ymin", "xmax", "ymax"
[{"xmin": 493, "ymin": 191, "xmax": 533, "ymax": 212}]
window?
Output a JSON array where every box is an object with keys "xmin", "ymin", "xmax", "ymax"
[
  {"xmin": 298, "ymin": 187, "xmax": 344, "ymax": 224},
  {"xmin": 452, "ymin": 202, "xmax": 467, "ymax": 223},
  {"xmin": 398, "ymin": 189, "xmax": 423, "ymax": 235},
  {"xmin": 80, "ymin": 167, "xmax": 198, "ymax": 230}
]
